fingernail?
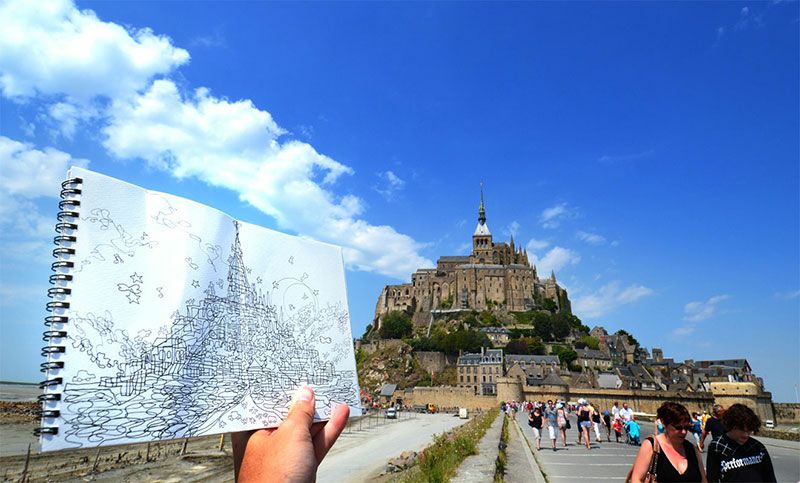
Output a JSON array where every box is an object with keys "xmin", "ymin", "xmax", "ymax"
[{"xmin": 296, "ymin": 386, "xmax": 313, "ymax": 402}]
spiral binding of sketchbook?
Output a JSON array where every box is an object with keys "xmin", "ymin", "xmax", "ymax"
[{"xmin": 35, "ymin": 176, "xmax": 82, "ymax": 437}]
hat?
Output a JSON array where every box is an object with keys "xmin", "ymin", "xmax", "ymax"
[
  {"xmin": 556, "ymin": 402, "xmax": 564, "ymax": 409},
  {"xmin": 578, "ymin": 398, "xmax": 587, "ymax": 406}
]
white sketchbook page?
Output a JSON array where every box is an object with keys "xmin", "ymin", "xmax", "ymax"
[{"xmin": 41, "ymin": 166, "xmax": 361, "ymax": 452}]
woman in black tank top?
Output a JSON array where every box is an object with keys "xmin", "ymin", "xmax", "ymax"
[
  {"xmin": 647, "ymin": 436, "xmax": 703, "ymax": 482},
  {"xmin": 629, "ymin": 402, "xmax": 707, "ymax": 482}
]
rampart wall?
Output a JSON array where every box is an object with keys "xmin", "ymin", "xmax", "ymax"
[{"xmin": 773, "ymin": 403, "xmax": 800, "ymax": 425}]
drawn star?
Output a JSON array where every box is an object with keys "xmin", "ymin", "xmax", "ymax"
[
  {"xmin": 300, "ymin": 273, "xmax": 308, "ymax": 281},
  {"xmin": 192, "ymin": 280, "xmax": 200, "ymax": 288},
  {"xmin": 246, "ymin": 267, "xmax": 252, "ymax": 274},
  {"xmin": 130, "ymin": 272, "xmax": 143, "ymax": 284},
  {"xmin": 313, "ymin": 290, "xmax": 319, "ymax": 296},
  {"xmin": 272, "ymin": 281, "xmax": 280, "ymax": 289},
  {"xmin": 126, "ymin": 293, "xmax": 140, "ymax": 304},
  {"xmin": 256, "ymin": 277, "xmax": 263, "ymax": 284},
  {"xmin": 302, "ymin": 293, "xmax": 308, "ymax": 300}
]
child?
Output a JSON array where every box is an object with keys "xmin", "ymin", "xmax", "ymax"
[{"xmin": 612, "ymin": 416, "xmax": 624, "ymax": 443}]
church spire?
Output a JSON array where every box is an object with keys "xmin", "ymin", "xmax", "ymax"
[{"xmin": 478, "ymin": 182, "xmax": 486, "ymax": 225}]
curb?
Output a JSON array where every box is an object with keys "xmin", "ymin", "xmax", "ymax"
[{"xmin": 512, "ymin": 419, "xmax": 547, "ymax": 483}]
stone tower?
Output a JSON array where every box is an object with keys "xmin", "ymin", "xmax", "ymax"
[{"xmin": 472, "ymin": 183, "xmax": 493, "ymax": 263}]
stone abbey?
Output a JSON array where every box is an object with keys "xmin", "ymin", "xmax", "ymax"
[{"xmin": 373, "ymin": 189, "xmax": 572, "ymax": 329}]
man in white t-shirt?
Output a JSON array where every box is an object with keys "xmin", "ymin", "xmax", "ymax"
[
  {"xmin": 618, "ymin": 402, "xmax": 634, "ymax": 422},
  {"xmin": 611, "ymin": 401, "xmax": 620, "ymax": 419}
]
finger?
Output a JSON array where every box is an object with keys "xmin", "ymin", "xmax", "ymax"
[
  {"xmin": 283, "ymin": 386, "xmax": 316, "ymax": 434},
  {"xmin": 313, "ymin": 403, "xmax": 350, "ymax": 464},
  {"xmin": 310, "ymin": 420, "xmax": 327, "ymax": 438}
]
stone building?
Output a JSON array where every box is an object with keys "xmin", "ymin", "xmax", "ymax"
[
  {"xmin": 576, "ymin": 348, "xmax": 613, "ymax": 370},
  {"xmin": 457, "ymin": 347, "xmax": 504, "ymax": 396},
  {"xmin": 373, "ymin": 189, "xmax": 571, "ymax": 329},
  {"xmin": 480, "ymin": 327, "xmax": 512, "ymax": 346}
]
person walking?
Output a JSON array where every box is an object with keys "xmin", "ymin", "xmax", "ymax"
[
  {"xmin": 557, "ymin": 402, "xmax": 569, "ymax": 448},
  {"xmin": 528, "ymin": 406, "xmax": 545, "ymax": 450},
  {"xmin": 544, "ymin": 400, "xmax": 559, "ymax": 451},
  {"xmin": 619, "ymin": 402, "xmax": 635, "ymax": 422},
  {"xmin": 690, "ymin": 412, "xmax": 703, "ymax": 448},
  {"xmin": 577, "ymin": 399, "xmax": 593, "ymax": 450},
  {"xmin": 591, "ymin": 403, "xmax": 603, "ymax": 442},
  {"xmin": 706, "ymin": 404, "xmax": 776, "ymax": 482},
  {"xmin": 603, "ymin": 409, "xmax": 612, "ymax": 442},
  {"xmin": 628, "ymin": 401, "xmax": 707, "ymax": 482},
  {"xmin": 699, "ymin": 405, "xmax": 726, "ymax": 452}
]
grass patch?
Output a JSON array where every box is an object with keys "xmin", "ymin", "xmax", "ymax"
[
  {"xmin": 391, "ymin": 409, "xmax": 499, "ymax": 483},
  {"xmin": 494, "ymin": 415, "xmax": 509, "ymax": 482}
]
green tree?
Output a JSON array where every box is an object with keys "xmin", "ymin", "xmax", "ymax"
[
  {"xmin": 542, "ymin": 298, "xmax": 558, "ymax": 313},
  {"xmin": 478, "ymin": 310, "xmax": 499, "ymax": 327},
  {"xmin": 379, "ymin": 311, "xmax": 413, "ymax": 339},
  {"xmin": 533, "ymin": 312, "xmax": 553, "ymax": 341},
  {"xmin": 579, "ymin": 335, "xmax": 600, "ymax": 350},
  {"xmin": 615, "ymin": 329, "xmax": 640, "ymax": 347},
  {"xmin": 505, "ymin": 339, "xmax": 530, "ymax": 355},
  {"xmin": 551, "ymin": 345, "xmax": 578, "ymax": 366},
  {"xmin": 552, "ymin": 315, "xmax": 571, "ymax": 340}
]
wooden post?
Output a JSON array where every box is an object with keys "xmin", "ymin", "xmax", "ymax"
[
  {"xmin": 217, "ymin": 434, "xmax": 225, "ymax": 451},
  {"xmin": 20, "ymin": 443, "xmax": 31, "ymax": 483},
  {"xmin": 91, "ymin": 447, "xmax": 101, "ymax": 473},
  {"xmin": 145, "ymin": 443, "xmax": 151, "ymax": 462},
  {"xmin": 180, "ymin": 438, "xmax": 189, "ymax": 455}
]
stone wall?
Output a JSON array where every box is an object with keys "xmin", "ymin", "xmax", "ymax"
[
  {"xmin": 356, "ymin": 338, "xmax": 406, "ymax": 355},
  {"xmin": 709, "ymin": 382, "xmax": 775, "ymax": 422},
  {"xmin": 774, "ymin": 403, "xmax": 800, "ymax": 425},
  {"xmin": 414, "ymin": 351, "xmax": 452, "ymax": 375},
  {"xmin": 404, "ymin": 386, "xmax": 497, "ymax": 410},
  {"xmin": 496, "ymin": 378, "xmax": 715, "ymax": 414}
]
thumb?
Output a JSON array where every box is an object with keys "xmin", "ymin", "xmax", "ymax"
[{"xmin": 286, "ymin": 386, "xmax": 316, "ymax": 430}]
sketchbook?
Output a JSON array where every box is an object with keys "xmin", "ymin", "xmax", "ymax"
[{"xmin": 38, "ymin": 166, "xmax": 362, "ymax": 452}]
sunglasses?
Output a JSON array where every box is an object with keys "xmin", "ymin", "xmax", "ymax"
[{"xmin": 671, "ymin": 424, "xmax": 692, "ymax": 431}]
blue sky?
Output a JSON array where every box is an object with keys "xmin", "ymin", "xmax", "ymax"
[{"xmin": 1, "ymin": 1, "xmax": 798, "ymax": 402}]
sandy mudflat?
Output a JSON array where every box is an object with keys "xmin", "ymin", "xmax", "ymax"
[{"xmin": 0, "ymin": 423, "xmax": 235, "ymax": 482}]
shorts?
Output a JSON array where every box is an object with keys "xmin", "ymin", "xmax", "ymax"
[
  {"xmin": 547, "ymin": 424, "xmax": 556, "ymax": 440},
  {"xmin": 531, "ymin": 427, "xmax": 541, "ymax": 440},
  {"xmin": 580, "ymin": 421, "xmax": 593, "ymax": 429}
]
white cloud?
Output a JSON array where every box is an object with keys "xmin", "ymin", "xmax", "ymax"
[
  {"xmin": 526, "ymin": 238, "xmax": 549, "ymax": 251},
  {"xmin": 673, "ymin": 326, "xmax": 696, "ymax": 336},
  {"xmin": 503, "ymin": 221, "xmax": 520, "ymax": 238},
  {"xmin": 530, "ymin": 246, "xmax": 580, "ymax": 275},
  {"xmin": 373, "ymin": 170, "xmax": 405, "ymax": 201},
  {"xmin": 774, "ymin": 289, "xmax": 800, "ymax": 300},
  {"xmin": 103, "ymin": 80, "xmax": 432, "ymax": 279},
  {"xmin": 0, "ymin": 136, "xmax": 90, "ymax": 237},
  {"xmin": 0, "ymin": 0, "xmax": 189, "ymax": 102},
  {"xmin": 683, "ymin": 294, "xmax": 730, "ymax": 322},
  {"xmin": 539, "ymin": 202, "xmax": 577, "ymax": 229},
  {"xmin": 574, "ymin": 281, "xmax": 654, "ymax": 318},
  {"xmin": 576, "ymin": 230, "xmax": 606, "ymax": 245},
  {"xmin": 0, "ymin": 136, "xmax": 89, "ymax": 198}
]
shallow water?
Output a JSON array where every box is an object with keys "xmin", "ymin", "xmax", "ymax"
[{"xmin": 0, "ymin": 382, "xmax": 39, "ymax": 402}]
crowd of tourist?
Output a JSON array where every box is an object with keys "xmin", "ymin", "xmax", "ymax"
[{"xmin": 500, "ymin": 398, "xmax": 777, "ymax": 482}]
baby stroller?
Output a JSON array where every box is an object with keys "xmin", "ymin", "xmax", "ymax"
[{"xmin": 624, "ymin": 420, "xmax": 641, "ymax": 445}]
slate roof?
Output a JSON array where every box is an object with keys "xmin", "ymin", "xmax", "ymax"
[
  {"xmin": 576, "ymin": 348, "xmax": 611, "ymax": 360},
  {"xmin": 380, "ymin": 383, "xmax": 397, "ymax": 397},
  {"xmin": 480, "ymin": 327, "xmax": 512, "ymax": 334},
  {"xmin": 438, "ymin": 256, "xmax": 471, "ymax": 263},
  {"xmin": 541, "ymin": 371, "xmax": 569, "ymax": 386},
  {"xmin": 505, "ymin": 354, "xmax": 560, "ymax": 365}
]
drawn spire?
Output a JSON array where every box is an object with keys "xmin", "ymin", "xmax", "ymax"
[{"xmin": 227, "ymin": 221, "xmax": 250, "ymax": 301}]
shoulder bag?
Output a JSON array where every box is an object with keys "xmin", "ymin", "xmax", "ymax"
[{"xmin": 625, "ymin": 436, "xmax": 659, "ymax": 483}]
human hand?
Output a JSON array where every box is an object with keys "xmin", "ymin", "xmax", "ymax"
[{"xmin": 232, "ymin": 386, "xmax": 350, "ymax": 482}]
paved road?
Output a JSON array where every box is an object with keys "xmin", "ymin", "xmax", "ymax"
[
  {"xmin": 515, "ymin": 412, "xmax": 800, "ymax": 482},
  {"xmin": 317, "ymin": 411, "xmax": 469, "ymax": 482}
]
